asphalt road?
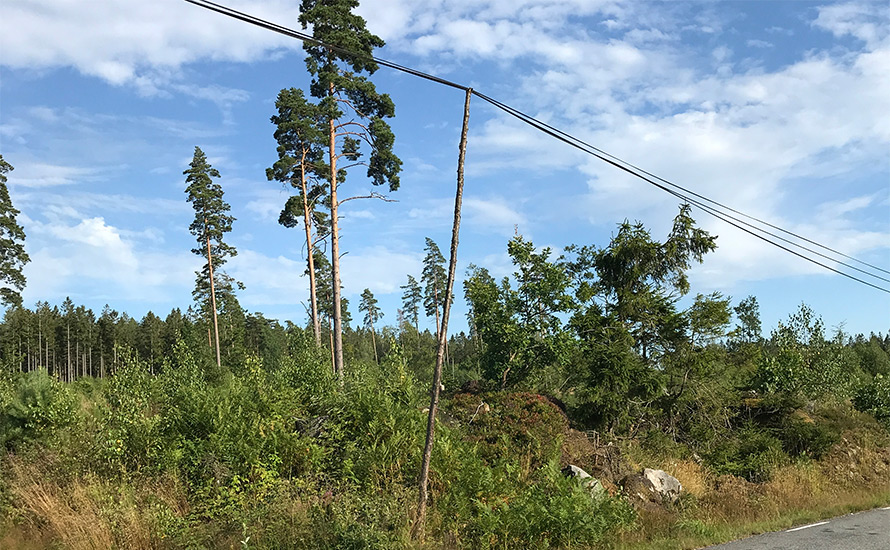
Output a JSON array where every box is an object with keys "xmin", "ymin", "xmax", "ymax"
[{"xmin": 704, "ymin": 507, "xmax": 890, "ymax": 549}]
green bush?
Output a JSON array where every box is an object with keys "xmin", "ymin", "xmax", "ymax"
[
  {"xmin": 779, "ymin": 417, "xmax": 839, "ymax": 459},
  {"xmin": 853, "ymin": 374, "xmax": 890, "ymax": 428},
  {"xmin": 706, "ymin": 424, "xmax": 788, "ymax": 482},
  {"xmin": 460, "ymin": 462, "xmax": 634, "ymax": 549},
  {"xmin": 0, "ymin": 370, "xmax": 78, "ymax": 451},
  {"xmin": 446, "ymin": 392, "xmax": 568, "ymax": 474}
]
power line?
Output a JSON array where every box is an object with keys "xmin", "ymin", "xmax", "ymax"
[
  {"xmin": 474, "ymin": 92, "xmax": 890, "ymax": 277},
  {"xmin": 184, "ymin": 0, "xmax": 890, "ymax": 293},
  {"xmin": 472, "ymin": 91, "xmax": 890, "ymax": 290},
  {"xmin": 183, "ymin": 0, "xmax": 469, "ymax": 91}
]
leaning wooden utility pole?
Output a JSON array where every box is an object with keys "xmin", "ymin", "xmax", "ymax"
[{"xmin": 413, "ymin": 88, "xmax": 472, "ymax": 539}]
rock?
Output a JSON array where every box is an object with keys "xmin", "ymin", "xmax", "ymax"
[
  {"xmin": 562, "ymin": 464, "xmax": 606, "ymax": 498},
  {"xmin": 620, "ymin": 469, "xmax": 683, "ymax": 507},
  {"xmin": 620, "ymin": 473, "xmax": 653, "ymax": 504},
  {"xmin": 641, "ymin": 468, "xmax": 682, "ymax": 503}
]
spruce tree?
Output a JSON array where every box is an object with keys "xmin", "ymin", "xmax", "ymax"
[
  {"xmin": 184, "ymin": 146, "xmax": 238, "ymax": 369},
  {"xmin": 0, "ymin": 155, "xmax": 30, "ymax": 308},
  {"xmin": 299, "ymin": 0, "xmax": 402, "ymax": 378}
]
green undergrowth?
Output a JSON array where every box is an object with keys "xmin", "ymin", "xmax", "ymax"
[{"xmin": 0, "ymin": 340, "xmax": 635, "ymax": 549}]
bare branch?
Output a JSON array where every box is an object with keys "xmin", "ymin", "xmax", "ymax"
[{"xmin": 339, "ymin": 192, "xmax": 398, "ymax": 205}]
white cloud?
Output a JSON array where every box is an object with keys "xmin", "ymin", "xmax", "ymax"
[
  {"xmin": 21, "ymin": 216, "xmax": 194, "ymax": 304},
  {"xmin": 16, "ymin": 190, "xmax": 189, "ymax": 217},
  {"xmin": 340, "ymin": 246, "xmax": 423, "ymax": 295},
  {"xmin": 813, "ymin": 1, "xmax": 890, "ymax": 48},
  {"xmin": 1, "ymin": 0, "xmax": 297, "ymax": 93},
  {"xmin": 465, "ymin": 197, "xmax": 527, "ymax": 236},
  {"xmin": 227, "ymin": 245, "xmax": 422, "ymax": 310},
  {"xmin": 746, "ymin": 39, "xmax": 773, "ymax": 49},
  {"xmin": 817, "ymin": 193, "xmax": 880, "ymax": 219},
  {"xmin": 245, "ymin": 188, "xmax": 290, "ymax": 222},
  {"xmin": 7, "ymin": 163, "xmax": 105, "ymax": 188}
]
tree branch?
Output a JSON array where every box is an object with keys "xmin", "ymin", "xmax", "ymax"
[{"xmin": 339, "ymin": 192, "xmax": 398, "ymax": 205}]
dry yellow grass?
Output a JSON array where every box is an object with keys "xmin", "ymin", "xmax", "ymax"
[
  {"xmin": 10, "ymin": 459, "xmax": 117, "ymax": 550},
  {"xmin": 662, "ymin": 459, "xmax": 709, "ymax": 499},
  {"xmin": 763, "ymin": 463, "xmax": 822, "ymax": 510},
  {"xmin": 5, "ymin": 457, "xmax": 185, "ymax": 550}
]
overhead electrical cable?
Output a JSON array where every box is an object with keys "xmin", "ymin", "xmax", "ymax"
[
  {"xmin": 184, "ymin": 0, "xmax": 890, "ymax": 293},
  {"xmin": 183, "ymin": 0, "xmax": 469, "ymax": 91},
  {"xmin": 472, "ymin": 91, "xmax": 890, "ymax": 287},
  {"xmin": 473, "ymin": 92, "xmax": 890, "ymax": 277},
  {"xmin": 472, "ymin": 92, "xmax": 890, "ymax": 293}
]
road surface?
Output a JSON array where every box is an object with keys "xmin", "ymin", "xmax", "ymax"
[{"xmin": 704, "ymin": 507, "xmax": 890, "ymax": 549}]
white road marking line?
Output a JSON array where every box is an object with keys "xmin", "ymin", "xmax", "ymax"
[
  {"xmin": 882, "ymin": 506, "xmax": 890, "ymax": 511},
  {"xmin": 787, "ymin": 521, "xmax": 829, "ymax": 532}
]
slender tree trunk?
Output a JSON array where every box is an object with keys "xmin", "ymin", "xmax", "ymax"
[
  {"xmin": 300, "ymin": 158, "xmax": 322, "ymax": 347},
  {"xmin": 371, "ymin": 324, "xmax": 378, "ymax": 364},
  {"xmin": 205, "ymin": 222, "xmax": 222, "ymax": 370},
  {"xmin": 329, "ymin": 318, "xmax": 336, "ymax": 374},
  {"xmin": 433, "ymin": 279, "xmax": 441, "ymax": 342},
  {"xmin": 328, "ymin": 88, "xmax": 345, "ymax": 380},
  {"xmin": 414, "ymin": 88, "xmax": 472, "ymax": 539}
]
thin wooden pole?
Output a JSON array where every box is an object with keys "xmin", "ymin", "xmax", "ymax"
[{"xmin": 413, "ymin": 88, "xmax": 471, "ymax": 539}]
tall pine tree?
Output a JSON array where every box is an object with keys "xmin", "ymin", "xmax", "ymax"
[
  {"xmin": 299, "ymin": 0, "xmax": 402, "ymax": 378},
  {"xmin": 400, "ymin": 275, "xmax": 422, "ymax": 333},
  {"xmin": 268, "ymin": 87, "xmax": 328, "ymax": 346},
  {"xmin": 421, "ymin": 237, "xmax": 446, "ymax": 339},
  {"xmin": 0, "ymin": 155, "xmax": 30, "ymax": 308},
  {"xmin": 184, "ymin": 146, "xmax": 238, "ymax": 369}
]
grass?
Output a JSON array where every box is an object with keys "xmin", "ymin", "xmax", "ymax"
[{"xmin": 618, "ymin": 471, "xmax": 890, "ymax": 550}]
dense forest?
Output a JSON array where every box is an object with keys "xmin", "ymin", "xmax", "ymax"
[{"xmin": 2, "ymin": 0, "xmax": 890, "ymax": 548}]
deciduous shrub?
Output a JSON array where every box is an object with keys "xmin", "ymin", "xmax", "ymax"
[{"xmin": 854, "ymin": 374, "xmax": 890, "ymax": 428}]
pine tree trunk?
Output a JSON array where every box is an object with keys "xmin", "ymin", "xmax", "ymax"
[
  {"xmin": 371, "ymin": 325, "xmax": 378, "ymax": 364},
  {"xmin": 300, "ymin": 157, "xmax": 322, "ymax": 347},
  {"xmin": 205, "ymin": 223, "xmax": 222, "ymax": 370},
  {"xmin": 328, "ymin": 91, "xmax": 345, "ymax": 380},
  {"xmin": 329, "ymin": 318, "xmax": 336, "ymax": 374},
  {"xmin": 433, "ymin": 279, "xmax": 441, "ymax": 343},
  {"xmin": 414, "ymin": 88, "xmax": 472, "ymax": 539}
]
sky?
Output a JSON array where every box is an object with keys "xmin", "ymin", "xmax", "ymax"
[{"xmin": 1, "ymin": 0, "xmax": 888, "ymax": 338}]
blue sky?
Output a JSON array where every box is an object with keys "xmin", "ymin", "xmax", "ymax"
[{"xmin": 1, "ymin": 0, "xmax": 888, "ymax": 337}]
